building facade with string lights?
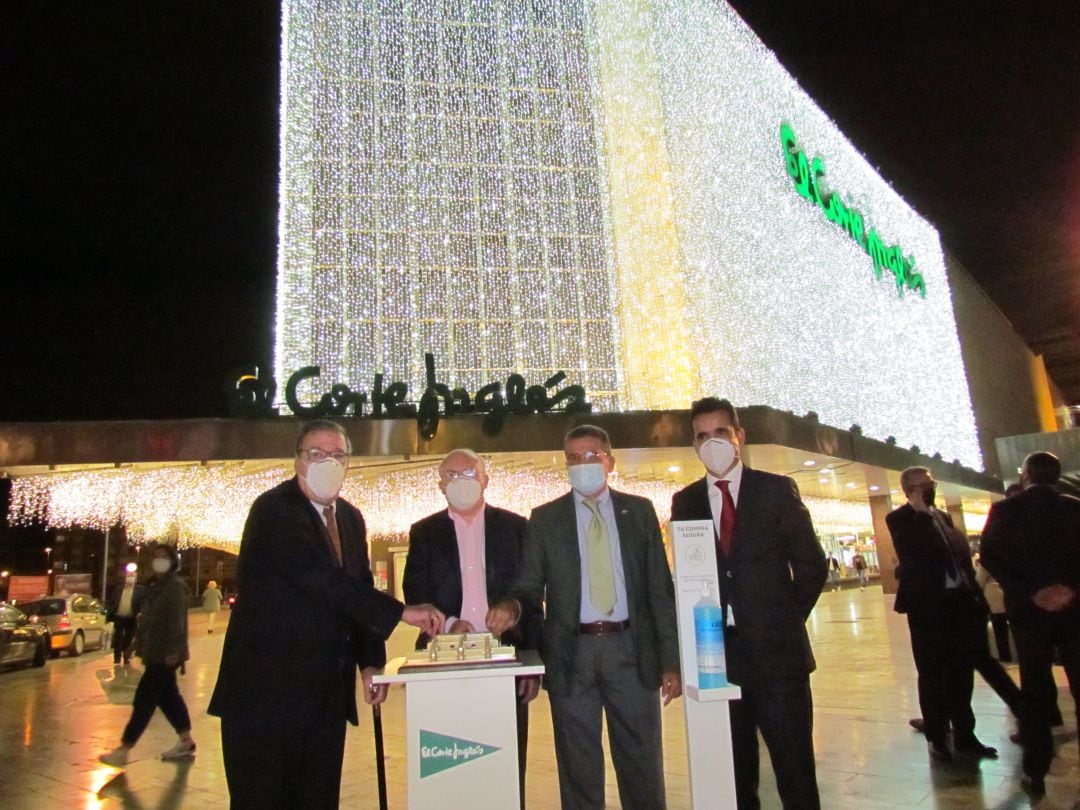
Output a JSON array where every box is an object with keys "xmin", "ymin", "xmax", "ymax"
[{"xmin": 1, "ymin": 0, "xmax": 1069, "ymax": 597}]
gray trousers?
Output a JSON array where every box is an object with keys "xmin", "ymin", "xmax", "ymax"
[{"xmin": 548, "ymin": 631, "xmax": 666, "ymax": 810}]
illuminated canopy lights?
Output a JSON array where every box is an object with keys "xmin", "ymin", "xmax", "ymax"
[
  {"xmin": 276, "ymin": 0, "xmax": 982, "ymax": 469},
  {"xmin": 8, "ymin": 464, "xmax": 873, "ymax": 547}
]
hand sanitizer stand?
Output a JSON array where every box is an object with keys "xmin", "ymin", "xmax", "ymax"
[
  {"xmin": 372, "ymin": 650, "xmax": 544, "ymax": 810},
  {"xmin": 671, "ymin": 520, "xmax": 741, "ymax": 808}
]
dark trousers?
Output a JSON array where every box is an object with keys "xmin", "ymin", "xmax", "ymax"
[
  {"xmin": 548, "ymin": 632, "xmax": 666, "ymax": 810},
  {"xmin": 112, "ymin": 616, "xmax": 137, "ymax": 663},
  {"xmin": 972, "ymin": 627, "xmax": 1022, "ymax": 715},
  {"xmin": 729, "ymin": 675, "xmax": 820, "ymax": 810},
  {"xmin": 907, "ymin": 592, "xmax": 982, "ymax": 747},
  {"xmin": 1013, "ymin": 612, "xmax": 1080, "ymax": 779},
  {"xmin": 122, "ymin": 663, "xmax": 191, "ymax": 746},
  {"xmin": 989, "ymin": 613, "xmax": 1013, "ymax": 662},
  {"xmin": 221, "ymin": 709, "xmax": 347, "ymax": 810}
]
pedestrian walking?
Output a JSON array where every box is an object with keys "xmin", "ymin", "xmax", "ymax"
[
  {"xmin": 202, "ymin": 580, "xmax": 223, "ymax": 634},
  {"xmin": 99, "ymin": 543, "xmax": 196, "ymax": 767}
]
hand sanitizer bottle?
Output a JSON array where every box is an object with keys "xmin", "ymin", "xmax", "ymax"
[{"xmin": 694, "ymin": 582, "xmax": 726, "ymax": 688}]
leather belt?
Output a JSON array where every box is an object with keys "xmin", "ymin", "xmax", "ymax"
[{"xmin": 579, "ymin": 620, "xmax": 631, "ymax": 636}]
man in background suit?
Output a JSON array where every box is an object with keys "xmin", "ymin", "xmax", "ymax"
[
  {"xmin": 488, "ymin": 424, "xmax": 682, "ymax": 810},
  {"xmin": 209, "ymin": 420, "xmax": 443, "ymax": 810},
  {"xmin": 980, "ymin": 451, "xmax": 1080, "ymax": 795},
  {"xmin": 403, "ymin": 448, "xmax": 542, "ymax": 802},
  {"xmin": 670, "ymin": 397, "xmax": 826, "ymax": 810},
  {"xmin": 888, "ymin": 465, "xmax": 997, "ymax": 763}
]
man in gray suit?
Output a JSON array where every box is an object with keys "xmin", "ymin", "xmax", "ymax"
[{"xmin": 488, "ymin": 424, "xmax": 682, "ymax": 810}]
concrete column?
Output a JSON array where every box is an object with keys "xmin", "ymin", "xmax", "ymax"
[
  {"xmin": 869, "ymin": 494, "xmax": 897, "ymax": 594},
  {"xmin": 945, "ymin": 501, "xmax": 967, "ymax": 536}
]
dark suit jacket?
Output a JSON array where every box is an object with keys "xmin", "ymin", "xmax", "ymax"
[
  {"xmin": 402, "ymin": 504, "xmax": 542, "ymax": 651},
  {"xmin": 208, "ymin": 477, "xmax": 403, "ymax": 726},
  {"xmin": 511, "ymin": 488, "xmax": 679, "ymax": 696},
  {"xmin": 670, "ymin": 468, "xmax": 826, "ymax": 684},
  {"xmin": 980, "ymin": 484, "xmax": 1080, "ymax": 623},
  {"xmin": 887, "ymin": 503, "xmax": 977, "ymax": 617}
]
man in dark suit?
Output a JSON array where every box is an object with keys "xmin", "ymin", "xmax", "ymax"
[
  {"xmin": 670, "ymin": 397, "xmax": 826, "ymax": 810},
  {"xmin": 402, "ymin": 448, "xmax": 542, "ymax": 802},
  {"xmin": 980, "ymin": 451, "xmax": 1080, "ymax": 795},
  {"xmin": 208, "ymin": 420, "xmax": 443, "ymax": 810},
  {"xmin": 888, "ymin": 465, "xmax": 997, "ymax": 763},
  {"xmin": 488, "ymin": 424, "xmax": 681, "ymax": 810}
]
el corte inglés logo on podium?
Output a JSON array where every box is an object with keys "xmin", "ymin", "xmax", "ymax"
[{"xmin": 419, "ymin": 729, "xmax": 501, "ymax": 778}]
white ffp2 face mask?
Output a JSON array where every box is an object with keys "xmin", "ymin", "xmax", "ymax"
[
  {"xmin": 698, "ymin": 439, "xmax": 738, "ymax": 478},
  {"xmin": 304, "ymin": 459, "xmax": 346, "ymax": 500},
  {"xmin": 445, "ymin": 477, "xmax": 483, "ymax": 512},
  {"xmin": 568, "ymin": 463, "xmax": 607, "ymax": 497},
  {"xmin": 151, "ymin": 559, "xmax": 172, "ymax": 574}
]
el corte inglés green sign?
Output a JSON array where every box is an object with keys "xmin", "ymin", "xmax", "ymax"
[{"xmin": 780, "ymin": 122, "xmax": 926, "ymax": 298}]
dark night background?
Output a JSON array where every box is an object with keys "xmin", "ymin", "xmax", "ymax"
[{"xmin": 2, "ymin": 0, "xmax": 1079, "ymax": 423}]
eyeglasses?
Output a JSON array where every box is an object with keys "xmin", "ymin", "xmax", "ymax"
[
  {"xmin": 300, "ymin": 448, "xmax": 349, "ymax": 464},
  {"xmin": 442, "ymin": 468, "xmax": 479, "ymax": 480},
  {"xmin": 565, "ymin": 451, "xmax": 609, "ymax": 465}
]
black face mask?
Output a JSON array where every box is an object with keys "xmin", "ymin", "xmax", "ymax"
[{"xmin": 921, "ymin": 486, "xmax": 936, "ymax": 507}]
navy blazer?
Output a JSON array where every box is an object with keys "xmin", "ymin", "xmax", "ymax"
[
  {"xmin": 209, "ymin": 477, "xmax": 403, "ymax": 726},
  {"xmin": 402, "ymin": 504, "xmax": 542, "ymax": 651},
  {"xmin": 887, "ymin": 502, "xmax": 977, "ymax": 617},
  {"xmin": 980, "ymin": 484, "xmax": 1080, "ymax": 623},
  {"xmin": 670, "ymin": 468, "xmax": 826, "ymax": 684}
]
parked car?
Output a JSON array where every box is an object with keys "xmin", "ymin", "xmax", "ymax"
[
  {"xmin": 19, "ymin": 594, "xmax": 113, "ymax": 658},
  {"xmin": 0, "ymin": 602, "xmax": 50, "ymax": 669}
]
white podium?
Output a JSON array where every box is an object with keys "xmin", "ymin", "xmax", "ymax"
[
  {"xmin": 373, "ymin": 650, "xmax": 544, "ymax": 810},
  {"xmin": 670, "ymin": 520, "xmax": 741, "ymax": 808}
]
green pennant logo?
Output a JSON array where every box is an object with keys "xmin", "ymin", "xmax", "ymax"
[{"xmin": 419, "ymin": 729, "xmax": 501, "ymax": 778}]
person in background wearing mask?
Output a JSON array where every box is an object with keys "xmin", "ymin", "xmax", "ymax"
[
  {"xmin": 670, "ymin": 397, "xmax": 825, "ymax": 810},
  {"xmin": 487, "ymin": 424, "xmax": 681, "ymax": 810},
  {"xmin": 100, "ymin": 543, "xmax": 195, "ymax": 767},
  {"xmin": 888, "ymin": 466, "xmax": 998, "ymax": 763},
  {"xmin": 403, "ymin": 448, "xmax": 542, "ymax": 804},
  {"xmin": 107, "ymin": 561, "xmax": 144, "ymax": 666},
  {"xmin": 201, "ymin": 580, "xmax": 223, "ymax": 634},
  {"xmin": 208, "ymin": 420, "xmax": 444, "ymax": 810}
]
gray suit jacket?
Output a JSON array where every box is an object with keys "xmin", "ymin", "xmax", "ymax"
[{"xmin": 511, "ymin": 488, "xmax": 679, "ymax": 696}]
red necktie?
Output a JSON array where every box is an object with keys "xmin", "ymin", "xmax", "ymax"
[
  {"xmin": 716, "ymin": 480, "xmax": 736, "ymax": 557},
  {"xmin": 323, "ymin": 505, "xmax": 343, "ymax": 567}
]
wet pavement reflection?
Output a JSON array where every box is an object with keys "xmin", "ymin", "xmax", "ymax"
[{"xmin": 0, "ymin": 592, "xmax": 1076, "ymax": 808}]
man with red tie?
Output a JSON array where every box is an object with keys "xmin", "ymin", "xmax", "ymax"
[{"xmin": 670, "ymin": 398, "xmax": 826, "ymax": 810}]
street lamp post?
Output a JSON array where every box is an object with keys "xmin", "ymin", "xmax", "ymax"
[{"xmin": 44, "ymin": 547, "xmax": 53, "ymax": 570}]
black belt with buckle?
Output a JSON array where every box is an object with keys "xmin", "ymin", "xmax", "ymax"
[{"xmin": 579, "ymin": 620, "xmax": 631, "ymax": 636}]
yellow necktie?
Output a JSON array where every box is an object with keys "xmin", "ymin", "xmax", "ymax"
[{"xmin": 583, "ymin": 499, "xmax": 616, "ymax": 615}]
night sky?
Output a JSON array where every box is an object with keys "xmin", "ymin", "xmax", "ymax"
[{"xmin": 3, "ymin": 1, "xmax": 1079, "ymax": 422}]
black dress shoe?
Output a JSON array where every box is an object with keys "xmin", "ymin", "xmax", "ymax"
[
  {"xmin": 1021, "ymin": 774, "xmax": 1046, "ymax": 795},
  {"xmin": 909, "ymin": 718, "xmax": 925, "ymax": 733},
  {"xmin": 955, "ymin": 740, "xmax": 998, "ymax": 758},
  {"xmin": 928, "ymin": 741, "xmax": 953, "ymax": 762}
]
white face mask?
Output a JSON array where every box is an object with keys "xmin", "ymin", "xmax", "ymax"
[
  {"xmin": 303, "ymin": 458, "xmax": 346, "ymax": 501},
  {"xmin": 151, "ymin": 559, "xmax": 172, "ymax": 574},
  {"xmin": 445, "ymin": 477, "xmax": 483, "ymax": 512},
  {"xmin": 698, "ymin": 438, "xmax": 738, "ymax": 478},
  {"xmin": 569, "ymin": 463, "xmax": 607, "ymax": 497}
]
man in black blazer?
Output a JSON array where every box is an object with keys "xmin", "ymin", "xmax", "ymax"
[
  {"xmin": 402, "ymin": 448, "xmax": 542, "ymax": 802},
  {"xmin": 208, "ymin": 420, "xmax": 443, "ymax": 810},
  {"xmin": 488, "ymin": 425, "xmax": 681, "ymax": 810},
  {"xmin": 980, "ymin": 451, "xmax": 1080, "ymax": 794},
  {"xmin": 888, "ymin": 465, "xmax": 997, "ymax": 762},
  {"xmin": 670, "ymin": 397, "xmax": 826, "ymax": 810}
]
